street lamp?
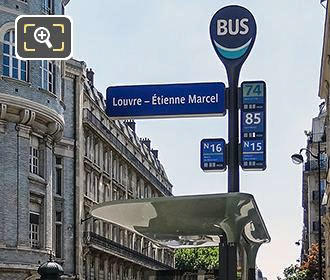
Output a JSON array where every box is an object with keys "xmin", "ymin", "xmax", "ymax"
[{"xmin": 291, "ymin": 143, "xmax": 325, "ymax": 280}]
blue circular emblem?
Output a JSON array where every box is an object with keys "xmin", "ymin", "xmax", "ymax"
[{"xmin": 210, "ymin": 5, "xmax": 257, "ymax": 65}]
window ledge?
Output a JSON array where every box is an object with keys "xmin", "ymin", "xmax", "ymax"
[
  {"xmin": 54, "ymin": 194, "xmax": 64, "ymax": 200},
  {"xmin": 103, "ymin": 171, "xmax": 111, "ymax": 179},
  {"xmin": 38, "ymin": 87, "xmax": 57, "ymax": 99},
  {"xmin": 28, "ymin": 173, "xmax": 46, "ymax": 185},
  {"xmin": 17, "ymin": 0, "xmax": 28, "ymax": 4},
  {"xmin": 4, "ymin": 246, "xmax": 48, "ymax": 254},
  {"xmin": 59, "ymin": 99, "xmax": 66, "ymax": 110},
  {"xmin": 93, "ymin": 162, "xmax": 101, "ymax": 171},
  {"xmin": 1, "ymin": 75, "xmax": 31, "ymax": 87},
  {"xmin": 84, "ymin": 195, "xmax": 99, "ymax": 205}
]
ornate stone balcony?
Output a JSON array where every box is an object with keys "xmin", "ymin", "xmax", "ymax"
[{"xmin": 83, "ymin": 232, "xmax": 173, "ymax": 270}]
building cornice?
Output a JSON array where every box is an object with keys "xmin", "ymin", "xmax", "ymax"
[
  {"xmin": 0, "ymin": 5, "xmax": 23, "ymax": 16},
  {"xmin": 0, "ymin": 93, "xmax": 64, "ymax": 141},
  {"xmin": 319, "ymin": 1, "xmax": 330, "ymax": 99}
]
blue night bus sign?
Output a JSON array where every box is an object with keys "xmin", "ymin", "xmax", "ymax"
[
  {"xmin": 240, "ymin": 81, "xmax": 266, "ymax": 170},
  {"xmin": 201, "ymin": 138, "xmax": 226, "ymax": 172},
  {"xmin": 106, "ymin": 82, "xmax": 226, "ymax": 119}
]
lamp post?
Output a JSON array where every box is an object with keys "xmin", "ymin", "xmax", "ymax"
[{"xmin": 291, "ymin": 142, "xmax": 324, "ymax": 280}]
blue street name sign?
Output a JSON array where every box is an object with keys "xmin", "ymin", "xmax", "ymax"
[
  {"xmin": 240, "ymin": 81, "xmax": 266, "ymax": 170},
  {"xmin": 201, "ymin": 138, "xmax": 226, "ymax": 172},
  {"xmin": 106, "ymin": 83, "xmax": 226, "ymax": 119}
]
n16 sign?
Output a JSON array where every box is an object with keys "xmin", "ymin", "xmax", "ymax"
[
  {"xmin": 200, "ymin": 138, "xmax": 226, "ymax": 172},
  {"xmin": 240, "ymin": 81, "xmax": 266, "ymax": 170}
]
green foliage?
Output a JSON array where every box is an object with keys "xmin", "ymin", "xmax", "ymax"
[
  {"xmin": 278, "ymin": 243, "xmax": 322, "ymax": 280},
  {"xmin": 175, "ymin": 247, "xmax": 219, "ymax": 271},
  {"xmin": 277, "ymin": 264, "xmax": 311, "ymax": 280}
]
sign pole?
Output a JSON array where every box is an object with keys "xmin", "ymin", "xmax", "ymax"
[
  {"xmin": 210, "ymin": 5, "xmax": 257, "ymax": 280},
  {"xmin": 227, "ymin": 68, "xmax": 240, "ymax": 192}
]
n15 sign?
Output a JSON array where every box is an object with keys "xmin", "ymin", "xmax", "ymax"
[
  {"xmin": 240, "ymin": 81, "xmax": 266, "ymax": 171},
  {"xmin": 200, "ymin": 138, "xmax": 226, "ymax": 172}
]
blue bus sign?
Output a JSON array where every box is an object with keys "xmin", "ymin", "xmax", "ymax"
[
  {"xmin": 201, "ymin": 138, "xmax": 226, "ymax": 172},
  {"xmin": 106, "ymin": 83, "xmax": 226, "ymax": 119},
  {"xmin": 210, "ymin": 5, "xmax": 257, "ymax": 71},
  {"xmin": 240, "ymin": 81, "xmax": 266, "ymax": 170}
]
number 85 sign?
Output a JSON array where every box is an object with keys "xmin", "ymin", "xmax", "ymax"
[{"xmin": 242, "ymin": 111, "xmax": 264, "ymax": 134}]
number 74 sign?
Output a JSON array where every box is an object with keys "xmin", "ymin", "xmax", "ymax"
[{"xmin": 240, "ymin": 81, "xmax": 266, "ymax": 170}]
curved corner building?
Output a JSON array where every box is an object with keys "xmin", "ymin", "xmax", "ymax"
[{"xmin": 0, "ymin": 1, "xmax": 175, "ymax": 279}]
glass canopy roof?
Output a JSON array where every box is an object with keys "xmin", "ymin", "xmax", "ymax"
[{"xmin": 91, "ymin": 192, "xmax": 270, "ymax": 248}]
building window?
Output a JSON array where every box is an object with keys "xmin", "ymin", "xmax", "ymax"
[
  {"xmin": 112, "ymin": 158, "xmax": 117, "ymax": 180},
  {"xmin": 127, "ymin": 232, "xmax": 133, "ymax": 249},
  {"xmin": 30, "ymin": 212, "xmax": 40, "ymax": 248},
  {"xmin": 3, "ymin": 30, "xmax": 27, "ymax": 81},
  {"xmin": 112, "ymin": 187, "xmax": 118, "ymax": 201},
  {"xmin": 40, "ymin": 60, "xmax": 54, "ymax": 92},
  {"xmin": 140, "ymin": 185, "xmax": 144, "ymax": 199},
  {"xmin": 93, "ymin": 140, "xmax": 99, "ymax": 165},
  {"xmin": 119, "ymin": 163, "xmax": 123, "ymax": 184},
  {"xmin": 55, "ymin": 157, "xmax": 62, "ymax": 196},
  {"xmin": 103, "ymin": 151, "xmax": 108, "ymax": 172},
  {"xmin": 84, "ymin": 172, "xmax": 89, "ymax": 196},
  {"xmin": 29, "ymin": 136, "xmax": 39, "ymax": 175},
  {"xmin": 84, "ymin": 136, "xmax": 88, "ymax": 157},
  {"xmin": 98, "ymin": 181, "xmax": 103, "ymax": 203},
  {"xmin": 112, "ymin": 225, "xmax": 117, "ymax": 242},
  {"xmin": 55, "ymin": 212, "xmax": 62, "ymax": 258},
  {"xmin": 144, "ymin": 186, "xmax": 148, "ymax": 198},
  {"xmin": 42, "ymin": 0, "xmax": 54, "ymax": 14},
  {"xmin": 119, "ymin": 228, "xmax": 124, "ymax": 245}
]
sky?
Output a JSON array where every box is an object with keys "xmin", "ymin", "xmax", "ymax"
[{"xmin": 67, "ymin": 1, "xmax": 326, "ymax": 279}]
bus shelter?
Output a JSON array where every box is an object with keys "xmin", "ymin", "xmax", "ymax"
[{"xmin": 91, "ymin": 193, "xmax": 270, "ymax": 280}]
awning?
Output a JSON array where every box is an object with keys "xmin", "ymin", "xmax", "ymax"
[{"xmin": 91, "ymin": 192, "xmax": 270, "ymax": 248}]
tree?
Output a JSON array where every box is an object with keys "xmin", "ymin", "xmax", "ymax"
[
  {"xmin": 175, "ymin": 247, "xmax": 219, "ymax": 271},
  {"xmin": 277, "ymin": 264, "xmax": 311, "ymax": 280},
  {"xmin": 278, "ymin": 243, "xmax": 323, "ymax": 280}
]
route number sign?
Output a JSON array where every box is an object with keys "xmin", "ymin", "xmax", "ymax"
[
  {"xmin": 240, "ymin": 81, "xmax": 266, "ymax": 170},
  {"xmin": 201, "ymin": 138, "xmax": 226, "ymax": 172}
]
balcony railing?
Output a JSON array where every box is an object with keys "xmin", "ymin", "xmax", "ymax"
[
  {"xmin": 304, "ymin": 158, "xmax": 328, "ymax": 172},
  {"xmin": 83, "ymin": 232, "xmax": 173, "ymax": 270},
  {"xmin": 83, "ymin": 109, "xmax": 173, "ymax": 197}
]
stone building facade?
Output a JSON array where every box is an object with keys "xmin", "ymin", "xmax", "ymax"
[
  {"xmin": 66, "ymin": 60, "xmax": 175, "ymax": 279},
  {"xmin": 300, "ymin": 108, "xmax": 327, "ymax": 262},
  {"xmin": 318, "ymin": 1, "xmax": 330, "ymax": 279},
  {"xmin": 0, "ymin": 1, "xmax": 175, "ymax": 279},
  {"xmin": 0, "ymin": 1, "xmax": 74, "ymax": 279}
]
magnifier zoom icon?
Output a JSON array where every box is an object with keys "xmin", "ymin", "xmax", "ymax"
[{"xmin": 34, "ymin": 27, "xmax": 53, "ymax": 49}]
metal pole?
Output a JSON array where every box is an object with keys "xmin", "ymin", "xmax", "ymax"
[
  {"xmin": 318, "ymin": 141, "xmax": 323, "ymax": 280},
  {"xmin": 227, "ymin": 68, "xmax": 240, "ymax": 193},
  {"xmin": 227, "ymin": 243, "xmax": 238, "ymax": 280},
  {"xmin": 219, "ymin": 234, "xmax": 228, "ymax": 280}
]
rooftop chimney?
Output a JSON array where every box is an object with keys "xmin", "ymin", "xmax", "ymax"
[
  {"xmin": 124, "ymin": 120, "xmax": 136, "ymax": 132},
  {"xmin": 86, "ymin": 68, "xmax": 94, "ymax": 86},
  {"xmin": 140, "ymin": 138, "xmax": 151, "ymax": 149},
  {"xmin": 151, "ymin": 149, "xmax": 158, "ymax": 158}
]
